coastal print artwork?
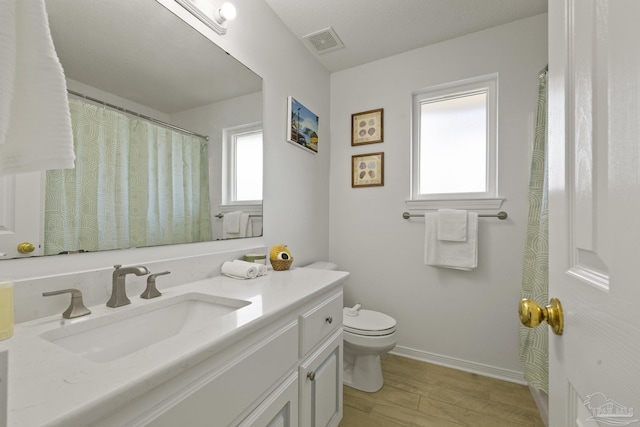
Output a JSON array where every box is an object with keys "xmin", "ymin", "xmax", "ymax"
[{"xmin": 287, "ymin": 96, "xmax": 319, "ymax": 153}]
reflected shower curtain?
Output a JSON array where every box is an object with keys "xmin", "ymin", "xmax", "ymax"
[
  {"xmin": 519, "ymin": 67, "xmax": 549, "ymax": 393},
  {"xmin": 44, "ymin": 99, "xmax": 211, "ymax": 254}
]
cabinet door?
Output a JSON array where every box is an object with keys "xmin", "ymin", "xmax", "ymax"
[
  {"xmin": 299, "ymin": 329, "xmax": 343, "ymax": 427},
  {"xmin": 238, "ymin": 372, "xmax": 298, "ymax": 427}
]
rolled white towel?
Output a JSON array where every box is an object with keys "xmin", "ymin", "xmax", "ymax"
[
  {"xmin": 221, "ymin": 261, "xmax": 258, "ymax": 279},
  {"xmin": 233, "ymin": 259, "xmax": 267, "ymax": 276}
]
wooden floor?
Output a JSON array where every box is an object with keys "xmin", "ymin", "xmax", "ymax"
[{"xmin": 339, "ymin": 354, "xmax": 545, "ymax": 427}]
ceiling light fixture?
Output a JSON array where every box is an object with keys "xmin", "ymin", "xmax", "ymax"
[{"xmin": 175, "ymin": 0, "xmax": 237, "ymax": 35}]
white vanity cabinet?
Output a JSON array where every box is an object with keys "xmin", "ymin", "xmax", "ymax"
[
  {"xmin": 88, "ymin": 286, "xmax": 344, "ymax": 427},
  {"xmin": 298, "ymin": 291, "xmax": 344, "ymax": 427},
  {"xmin": 94, "ymin": 316, "xmax": 300, "ymax": 427}
]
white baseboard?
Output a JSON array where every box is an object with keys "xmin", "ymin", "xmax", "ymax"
[{"xmin": 390, "ymin": 345, "xmax": 526, "ymax": 385}]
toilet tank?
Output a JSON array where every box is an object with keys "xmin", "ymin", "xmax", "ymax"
[{"xmin": 303, "ymin": 261, "xmax": 338, "ymax": 270}]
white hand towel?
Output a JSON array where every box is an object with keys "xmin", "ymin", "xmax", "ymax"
[
  {"xmin": 425, "ymin": 212, "xmax": 478, "ymax": 271},
  {"xmin": 221, "ymin": 261, "xmax": 258, "ymax": 279},
  {"xmin": 437, "ymin": 209, "xmax": 468, "ymax": 241},
  {"xmin": 240, "ymin": 213, "xmax": 251, "ymax": 238},
  {"xmin": 233, "ymin": 259, "xmax": 267, "ymax": 276},
  {"xmin": 251, "ymin": 216, "xmax": 263, "ymax": 237},
  {"xmin": 223, "ymin": 211, "xmax": 242, "ymax": 234},
  {"xmin": 0, "ymin": 1, "xmax": 16, "ymax": 145},
  {"xmin": 0, "ymin": 0, "xmax": 75, "ymax": 175}
]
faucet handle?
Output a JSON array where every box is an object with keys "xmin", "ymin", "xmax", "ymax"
[
  {"xmin": 140, "ymin": 271, "xmax": 170, "ymax": 299},
  {"xmin": 43, "ymin": 288, "xmax": 91, "ymax": 319}
]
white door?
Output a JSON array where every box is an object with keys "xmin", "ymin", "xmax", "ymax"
[
  {"xmin": 547, "ymin": 0, "xmax": 640, "ymax": 425},
  {"xmin": 0, "ymin": 172, "xmax": 43, "ymax": 258}
]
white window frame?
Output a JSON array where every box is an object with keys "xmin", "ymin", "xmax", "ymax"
[
  {"xmin": 222, "ymin": 122, "xmax": 263, "ymax": 206},
  {"xmin": 409, "ymin": 74, "xmax": 502, "ymax": 210}
]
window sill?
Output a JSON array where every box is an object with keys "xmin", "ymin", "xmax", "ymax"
[
  {"xmin": 405, "ymin": 198, "xmax": 504, "ymax": 211},
  {"xmin": 219, "ymin": 203, "xmax": 263, "ymax": 214}
]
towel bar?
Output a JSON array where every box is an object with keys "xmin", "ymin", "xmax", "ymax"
[
  {"xmin": 215, "ymin": 213, "xmax": 263, "ymax": 219},
  {"xmin": 402, "ymin": 211, "xmax": 508, "ymax": 220}
]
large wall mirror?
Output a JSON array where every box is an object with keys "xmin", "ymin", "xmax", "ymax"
[{"xmin": 0, "ymin": 0, "xmax": 263, "ymax": 260}]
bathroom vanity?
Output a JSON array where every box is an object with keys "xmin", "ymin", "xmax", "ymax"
[{"xmin": 1, "ymin": 267, "xmax": 347, "ymax": 426}]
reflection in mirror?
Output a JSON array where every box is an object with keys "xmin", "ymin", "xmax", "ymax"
[{"xmin": 0, "ymin": 0, "xmax": 263, "ymax": 259}]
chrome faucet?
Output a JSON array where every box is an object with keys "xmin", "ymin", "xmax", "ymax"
[{"xmin": 107, "ymin": 264, "xmax": 149, "ymax": 308}]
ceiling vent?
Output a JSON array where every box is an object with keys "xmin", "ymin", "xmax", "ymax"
[{"xmin": 302, "ymin": 27, "xmax": 344, "ymax": 54}]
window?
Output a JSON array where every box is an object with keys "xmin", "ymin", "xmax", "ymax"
[
  {"xmin": 411, "ymin": 74, "xmax": 497, "ymax": 202},
  {"xmin": 223, "ymin": 123, "xmax": 263, "ymax": 204}
]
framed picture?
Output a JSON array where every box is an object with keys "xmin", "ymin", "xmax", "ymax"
[
  {"xmin": 351, "ymin": 108, "xmax": 383, "ymax": 146},
  {"xmin": 287, "ymin": 96, "xmax": 318, "ymax": 154},
  {"xmin": 352, "ymin": 152, "xmax": 384, "ymax": 188}
]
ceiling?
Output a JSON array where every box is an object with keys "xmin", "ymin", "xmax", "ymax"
[{"xmin": 264, "ymin": 0, "xmax": 548, "ymax": 73}]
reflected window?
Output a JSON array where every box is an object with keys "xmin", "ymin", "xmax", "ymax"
[{"xmin": 224, "ymin": 123, "xmax": 263, "ymax": 203}]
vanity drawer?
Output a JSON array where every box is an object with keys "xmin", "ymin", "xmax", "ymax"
[
  {"xmin": 299, "ymin": 291, "xmax": 343, "ymax": 357},
  {"xmin": 146, "ymin": 320, "xmax": 298, "ymax": 427}
]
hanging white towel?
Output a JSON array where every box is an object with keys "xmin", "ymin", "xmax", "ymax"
[
  {"xmin": 223, "ymin": 211, "xmax": 242, "ymax": 234},
  {"xmin": 239, "ymin": 213, "xmax": 251, "ymax": 238},
  {"xmin": 251, "ymin": 216, "xmax": 263, "ymax": 237},
  {"xmin": 0, "ymin": 0, "xmax": 75, "ymax": 176},
  {"xmin": 425, "ymin": 212, "xmax": 478, "ymax": 271},
  {"xmin": 0, "ymin": 1, "xmax": 16, "ymax": 146},
  {"xmin": 437, "ymin": 209, "xmax": 468, "ymax": 241}
]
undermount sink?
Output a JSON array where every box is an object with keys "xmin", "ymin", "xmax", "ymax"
[{"xmin": 40, "ymin": 293, "xmax": 251, "ymax": 363}]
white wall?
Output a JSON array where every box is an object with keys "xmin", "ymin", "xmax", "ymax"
[
  {"xmin": 171, "ymin": 91, "xmax": 263, "ymax": 240},
  {"xmin": 4, "ymin": 0, "xmax": 331, "ymax": 318},
  {"xmin": 329, "ymin": 14, "xmax": 548, "ymax": 381},
  {"xmin": 153, "ymin": 0, "xmax": 333, "ymax": 267}
]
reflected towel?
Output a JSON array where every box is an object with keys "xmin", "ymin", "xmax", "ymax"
[
  {"xmin": 240, "ymin": 213, "xmax": 251, "ymax": 238},
  {"xmin": 221, "ymin": 260, "xmax": 258, "ymax": 279},
  {"xmin": 223, "ymin": 211, "xmax": 242, "ymax": 234},
  {"xmin": 0, "ymin": 0, "xmax": 75, "ymax": 175},
  {"xmin": 425, "ymin": 212, "xmax": 478, "ymax": 271},
  {"xmin": 251, "ymin": 216, "xmax": 263, "ymax": 237},
  {"xmin": 437, "ymin": 209, "xmax": 468, "ymax": 241}
]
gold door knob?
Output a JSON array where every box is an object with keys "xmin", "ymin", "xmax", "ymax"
[
  {"xmin": 17, "ymin": 242, "xmax": 35, "ymax": 254},
  {"xmin": 519, "ymin": 298, "xmax": 564, "ymax": 335}
]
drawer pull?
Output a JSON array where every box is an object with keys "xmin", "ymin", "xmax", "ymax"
[
  {"xmin": 307, "ymin": 371, "xmax": 316, "ymax": 381},
  {"xmin": 325, "ymin": 316, "xmax": 333, "ymax": 324}
]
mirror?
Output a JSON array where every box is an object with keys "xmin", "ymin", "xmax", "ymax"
[{"xmin": 2, "ymin": 0, "xmax": 263, "ymax": 259}]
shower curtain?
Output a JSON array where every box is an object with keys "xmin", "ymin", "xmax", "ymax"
[
  {"xmin": 44, "ymin": 99, "xmax": 212, "ymax": 254},
  {"xmin": 519, "ymin": 67, "xmax": 549, "ymax": 393}
]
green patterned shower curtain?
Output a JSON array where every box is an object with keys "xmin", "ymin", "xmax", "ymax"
[
  {"xmin": 44, "ymin": 99, "xmax": 212, "ymax": 254},
  {"xmin": 519, "ymin": 67, "xmax": 549, "ymax": 393}
]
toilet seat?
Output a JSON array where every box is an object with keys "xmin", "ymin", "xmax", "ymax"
[{"xmin": 343, "ymin": 308, "xmax": 397, "ymax": 337}]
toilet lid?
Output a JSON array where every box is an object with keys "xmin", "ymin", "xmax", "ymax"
[{"xmin": 343, "ymin": 308, "xmax": 397, "ymax": 336}]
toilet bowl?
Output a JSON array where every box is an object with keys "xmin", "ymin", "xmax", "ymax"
[{"xmin": 303, "ymin": 262, "xmax": 398, "ymax": 393}]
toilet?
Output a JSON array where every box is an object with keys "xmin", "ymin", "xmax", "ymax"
[{"xmin": 303, "ymin": 262, "xmax": 397, "ymax": 393}]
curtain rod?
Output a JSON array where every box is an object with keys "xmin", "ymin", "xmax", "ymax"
[{"xmin": 67, "ymin": 89, "xmax": 210, "ymax": 141}]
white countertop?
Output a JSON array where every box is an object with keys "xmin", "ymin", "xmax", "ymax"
[{"xmin": 0, "ymin": 267, "xmax": 349, "ymax": 427}]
